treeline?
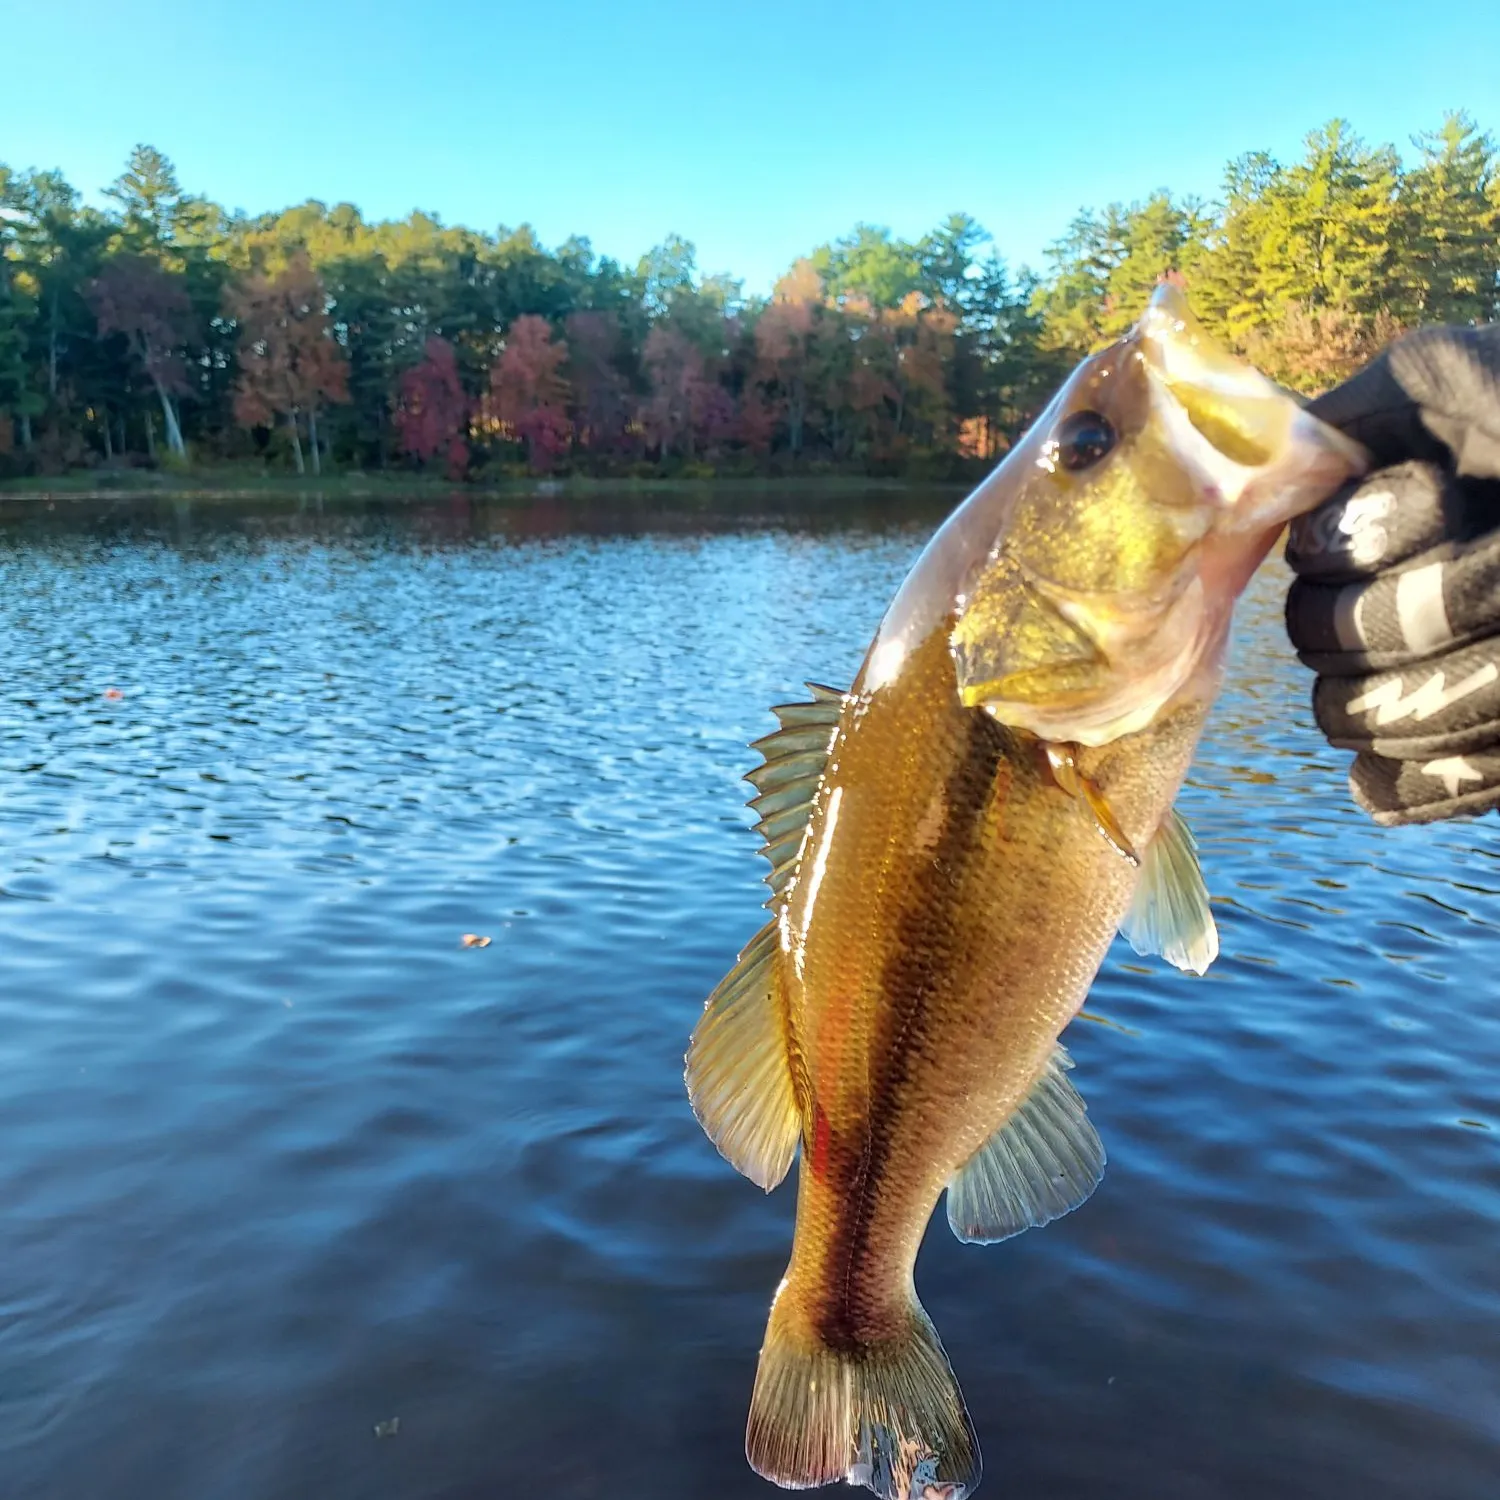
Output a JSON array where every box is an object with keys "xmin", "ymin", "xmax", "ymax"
[{"xmin": 0, "ymin": 114, "xmax": 1495, "ymax": 482}]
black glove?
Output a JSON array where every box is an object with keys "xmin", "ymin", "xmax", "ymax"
[{"xmin": 1284, "ymin": 324, "xmax": 1500, "ymax": 826}]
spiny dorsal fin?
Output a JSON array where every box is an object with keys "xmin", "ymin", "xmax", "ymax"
[
  {"xmin": 1119, "ymin": 807, "xmax": 1219, "ymax": 975},
  {"xmin": 685, "ymin": 919, "xmax": 801, "ymax": 1191},
  {"xmin": 746, "ymin": 682, "xmax": 845, "ymax": 907},
  {"xmin": 945, "ymin": 1045, "xmax": 1106, "ymax": 1244}
]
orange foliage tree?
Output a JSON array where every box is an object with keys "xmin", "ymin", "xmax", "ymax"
[
  {"xmin": 891, "ymin": 293, "xmax": 956, "ymax": 447},
  {"xmin": 750, "ymin": 259, "xmax": 823, "ymax": 459},
  {"xmin": 229, "ymin": 253, "xmax": 349, "ymax": 474}
]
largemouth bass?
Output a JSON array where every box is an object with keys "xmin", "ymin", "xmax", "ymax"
[{"xmin": 686, "ymin": 286, "xmax": 1365, "ymax": 1500}]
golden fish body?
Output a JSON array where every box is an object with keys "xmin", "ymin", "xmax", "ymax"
[{"xmin": 687, "ymin": 287, "xmax": 1365, "ymax": 1500}]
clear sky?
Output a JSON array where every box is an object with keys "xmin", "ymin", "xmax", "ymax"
[{"xmin": 2, "ymin": 0, "xmax": 1496, "ymax": 293}]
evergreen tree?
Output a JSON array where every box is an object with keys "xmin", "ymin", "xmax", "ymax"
[{"xmin": 1396, "ymin": 112, "xmax": 1499, "ymax": 324}]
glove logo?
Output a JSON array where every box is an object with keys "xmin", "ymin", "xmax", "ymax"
[
  {"xmin": 1421, "ymin": 756, "xmax": 1486, "ymax": 798},
  {"xmin": 1294, "ymin": 490, "xmax": 1393, "ymax": 567},
  {"xmin": 1348, "ymin": 663, "xmax": 1499, "ymax": 725}
]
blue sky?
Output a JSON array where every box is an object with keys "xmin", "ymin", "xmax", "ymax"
[{"xmin": 2, "ymin": 0, "xmax": 1496, "ymax": 293}]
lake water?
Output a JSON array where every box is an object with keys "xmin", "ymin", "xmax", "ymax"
[{"xmin": 1, "ymin": 489, "xmax": 1497, "ymax": 1500}]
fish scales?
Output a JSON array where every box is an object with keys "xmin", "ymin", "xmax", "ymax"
[{"xmin": 782, "ymin": 629, "xmax": 1201, "ymax": 1353}]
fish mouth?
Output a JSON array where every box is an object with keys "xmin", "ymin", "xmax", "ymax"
[{"xmin": 1136, "ymin": 283, "xmax": 1366, "ymax": 525}]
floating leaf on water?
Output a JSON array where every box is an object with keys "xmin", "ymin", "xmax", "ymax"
[
  {"xmin": 103, "ymin": 688, "xmax": 124, "ymax": 701},
  {"xmin": 374, "ymin": 1417, "xmax": 400, "ymax": 1438},
  {"xmin": 461, "ymin": 934, "xmax": 492, "ymax": 949}
]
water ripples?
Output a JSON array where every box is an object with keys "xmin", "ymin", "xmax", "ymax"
[{"xmin": 0, "ymin": 494, "xmax": 1496, "ymax": 1499}]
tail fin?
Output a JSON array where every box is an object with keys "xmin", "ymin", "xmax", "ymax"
[{"xmin": 745, "ymin": 1281, "xmax": 981, "ymax": 1499}]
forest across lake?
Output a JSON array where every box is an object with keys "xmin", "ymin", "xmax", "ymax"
[{"xmin": 1, "ymin": 112, "xmax": 1496, "ymax": 488}]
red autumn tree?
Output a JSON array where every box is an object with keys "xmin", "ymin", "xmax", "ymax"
[
  {"xmin": 229, "ymin": 253, "xmax": 350, "ymax": 475},
  {"xmin": 394, "ymin": 336, "xmax": 468, "ymax": 477},
  {"xmin": 490, "ymin": 314, "xmax": 571, "ymax": 471},
  {"xmin": 563, "ymin": 310, "xmax": 630, "ymax": 456},
  {"xmin": 87, "ymin": 255, "xmax": 197, "ymax": 457},
  {"xmin": 736, "ymin": 391, "xmax": 777, "ymax": 455},
  {"xmin": 641, "ymin": 323, "xmax": 727, "ymax": 460}
]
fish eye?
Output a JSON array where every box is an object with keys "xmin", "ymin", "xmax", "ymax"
[{"xmin": 1054, "ymin": 409, "xmax": 1117, "ymax": 471}]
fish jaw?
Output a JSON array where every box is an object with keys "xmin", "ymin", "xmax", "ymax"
[{"xmin": 1139, "ymin": 281, "xmax": 1368, "ymax": 594}]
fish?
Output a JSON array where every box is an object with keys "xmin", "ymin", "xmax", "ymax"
[{"xmin": 684, "ymin": 285, "xmax": 1367, "ymax": 1500}]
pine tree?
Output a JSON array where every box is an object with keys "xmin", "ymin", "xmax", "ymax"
[
  {"xmin": 1397, "ymin": 112, "xmax": 1499, "ymax": 324},
  {"xmin": 104, "ymin": 145, "xmax": 187, "ymax": 249},
  {"xmin": 1098, "ymin": 193, "xmax": 1212, "ymax": 339},
  {"xmin": 1031, "ymin": 205, "xmax": 1130, "ymax": 354}
]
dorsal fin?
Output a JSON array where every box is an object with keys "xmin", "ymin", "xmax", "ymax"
[
  {"xmin": 685, "ymin": 684, "xmax": 846, "ymax": 1191},
  {"xmin": 745, "ymin": 682, "xmax": 845, "ymax": 907}
]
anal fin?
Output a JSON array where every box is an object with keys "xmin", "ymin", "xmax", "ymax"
[
  {"xmin": 1119, "ymin": 806, "xmax": 1219, "ymax": 975},
  {"xmin": 945, "ymin": 1045, "xmax": 1105, "ymax": 1244},
  {"xmin": 685, "ymin": 919, "xmax": 801, "ymax": 1191}
]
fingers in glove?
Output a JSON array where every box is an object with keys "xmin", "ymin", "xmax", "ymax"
[
  {"xmin": 1306, "ymin": 348, "xmax": 1445, "ymax": 469},
  {"xmin": 1287, "ymin": 462, "xmax": 1460, "ymax": 580},
  {"xmin": 1286, "ymin": 524, "xmax": 1500, "ymax": 675},
  {"xmin": 1312, "ymin": 636, "xmax": 1500, "ymax": 759},
  {"xmin": 1387, "ymin": 325, "xmax": 1500, "ymax": 481},
  {"xmin": 1349, "ymin": 748, "xmax": 1500, "ymax": 827},
  {"xmin": 1307, "ymin": 323, "xmax": 1500, "ymax": 480}
]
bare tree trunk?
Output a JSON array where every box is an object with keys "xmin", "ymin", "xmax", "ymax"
[
  {"xmin": 48, "ymin": 291, "xmax": 59, "ymax": 398},
  {"xmin": 287, "ymin": 409, "xmax": 305, "ymax": 474},
  {"xmin": 20, "ymin": 412, "xmax": 32, "ymax": 451},
  {"xmin": 102, "ymin": 409, "xmax": 113, "ymax": 461},
  {"xmin": 164, "ymin": 396, "xmax": 185, "ymax": 456},
  {"xmin": 308, "ymin": 405, "xmax": 321, "ymax": 476},
  {"xmin": 146, "ymin": 409, "xmax": 156, "ymax": 459},
  {"xmin": 149, "ymin": 377, "xmax": 186, "ymax": 457}
]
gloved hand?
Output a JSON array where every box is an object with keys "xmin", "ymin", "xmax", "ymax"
[{"xmin": 1284, "ymin": 323, "xmax": 1500, "ymax": 825}]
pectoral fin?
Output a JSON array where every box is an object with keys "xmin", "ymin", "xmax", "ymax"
[
  {"xmin": 1119, "ymin": 807, "xmax": 1219, "ymax": 975},
  {"xmin": 945, "ymin": 1046, "xmax": 1106, "ymax": 1244},
  {"xmin": 685, "ymin": 920, "xmax": 801, "ymax": 1191}
]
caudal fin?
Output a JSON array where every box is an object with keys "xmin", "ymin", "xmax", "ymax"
[{"xmin": 745, "ymin": 1282, "xmax": 980, "ymax": 1499}]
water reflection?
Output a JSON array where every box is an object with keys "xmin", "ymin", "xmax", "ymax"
[{"xmin": 0, "ymin": 491, "xmax": 1496, "ymax": 1500}]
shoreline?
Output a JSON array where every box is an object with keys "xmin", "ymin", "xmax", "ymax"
[{"xmin": 0, "ymin": 473, "xmax": 971, "ymax": 506}]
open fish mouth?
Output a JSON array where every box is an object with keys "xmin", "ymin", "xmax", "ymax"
[{"xmin": 1138, "ymin": 283, "xmax": 1366, "ymax": 526}]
